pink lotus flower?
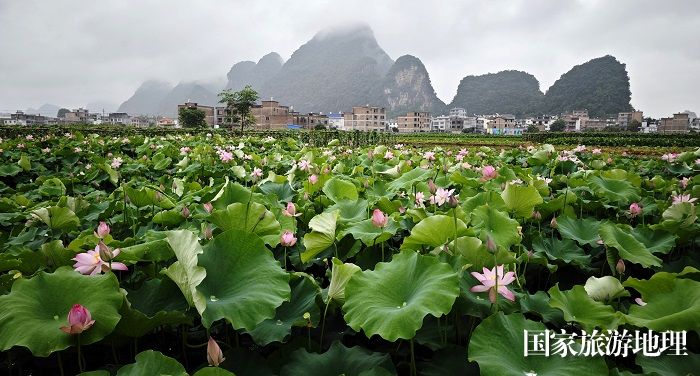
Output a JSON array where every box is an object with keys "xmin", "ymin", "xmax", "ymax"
[
  {"xmin": 111, "ymin": 157, "xmax": 123, "ymax": 169},
  {"xmin": 17, "ymin": 143, "xmax": 25, "ymax": 149},
  {"xmin": 455, "ymin": 154, "xmax": 465, "ymax": 162},
  {"xmin": 481, "ymin": 165, "xmax": 498, "ymax": 181},
  {"xmin": 680, "ymin": 177, "xmax": 690, "ymax": 190},
  {"xmin": 672, "ymin": 194, "xmax": 697, "ymax": 205},
  {"xmin": 592, "ymin": 148, "xmax": 602, "ymax": 155},
  {"xmin": 423, "ymin": 151, "xmax": 435, "ymax": 161},
  {"xmin": 427, "ymin": 180, "xmax": 437, "ymax": 194},
  {"xmin": 180, "ymin": 146, "xmax": 191, "ymax": 155},
  {"xmin": 218, "ymin": 150, "xmax": 233, "ymax": 162},
  {"xmin": 94, "ymin": 221, "xmax": 110, "ymax": 238},
  {"xmin": 26, "ymin": 135, "xmax": 34, "ymax": 141},
  {"xmin": 280, "ymin": 230, "xmax": 297, "ymax": 247},
  {"xmin": 298, "ymin": 159, "xmax": 312, "ymax": 172},
  {"xmin": 207, "ymin": 337, "xmax": 225, "ymax": 367},
  {"xmin": 252, "ymin": 167, "xmax": 263, "ymax": 180},
  {"xmin": 696, "ymin": 159, "xmax": 700, "ymax": 165},
  {"xmin": 629, "ymin": 202, "xmax": 642, "ymax": 217},
  {"xmin": 550, "ymin": 216, "xmax": 558, "ymax": 228},
  {"xmin": 431, "ymin": 188, "xmax": 455, "ymax": 206},
  {"xmin": 616, "ymin": 259, "xmax": 626, "ymax": 274},
  {"xmin": 282, "ymin": 202, "xmax": 300, "ymax": 217},
  {"xmin": 60, "ymin": 304, "xmax": 96, "ymax": 334},
  {"xmin": 384, "ymin": 151, "xmax": 394, "ymax": 160},
  {"xmin": 182, "ymin": 206, "xmax": 191, "ymax": 218},
  {"xmin": 661, "ymin": 153, "xmax": 677, "ymax": 162},
  {"xmin": 203, "ymin": 202, "xmax": 213, "ymax": 213},
  {"xmin": 73, "ymin": 246, "xmax": 128, "ymax": 275},
  {"xmin": 309, "ymin": 174, "xmax": 318, "ymax": 185},
  {"xmin": 415, "ymin": 192, "xmax": 425, "ymax": 207},
  {"xmin": 371, "ymin": 209, "xmax": 388, "ymax": 228},
  {"xmin": 470, "ymin": 265, "xmax": 516, "ymax": 303}
]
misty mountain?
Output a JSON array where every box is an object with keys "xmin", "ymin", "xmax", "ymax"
[
  {"xmin": 225, "ymin": 52, "xmax": 283, "ymax": 93},
  {"xmin": 374, "ymin": 55, "xmax": 446, "ymax": 117},
  {"xmin": 26, "ymin": 103, "xmax": 61, "ymax": 117},
  {"xmin": 118, "ymin": 81, "xmax": 173, "ymax": 116},
  {"xmin": 450, "ymin": 71, "xmax": 545, "ymax": 117},
  {"xmin": 542, "ymin": 55, "xmax": 633, "ymax": 117},
  {"xmin": 156, "ymin": 82, "xmax": 219, "ymax": 117},
  {"xmin": 86, "ymin": 101, "xmax": 118, "ymax": 114}
]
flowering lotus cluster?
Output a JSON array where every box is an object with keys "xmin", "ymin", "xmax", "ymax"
[
  {"xmin": 661, "ymin": 153, "xmax": 678, "ymax": 162},
  {"xmin": 73, "ymin": 223, "xmax": 128, "ymax": 275},
  {"xmin": 470, "ymin": 265, "xmax": 516, "ymax": 303}
]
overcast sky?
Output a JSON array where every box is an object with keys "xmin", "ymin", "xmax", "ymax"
[{"xmin": 1, "ymin": 0, "xmax": 698, "ymax": 117}]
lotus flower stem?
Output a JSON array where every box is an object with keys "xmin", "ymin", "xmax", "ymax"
[
  {"xmin": 57, "ymin": 351, "xmax": 65, "ymax": 376},
  {"xmin": 319, "ymin": 300, "xmax": 331, "ymax": 349},
  {"xmin": 77, "ymin": 333, "xmax": 84, "ymax": 372},
  {"xmin": 409, "ymin": 338, "xmax": 417, "ymax": 376}
]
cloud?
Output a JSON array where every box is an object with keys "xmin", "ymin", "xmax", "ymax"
[{"xmin": 0, "ymin": 0, "xmax": 697, "ymax": 117}]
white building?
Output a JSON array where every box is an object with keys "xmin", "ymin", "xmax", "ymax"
[
  {"xmin": 431, "ymin": 115, "xmax": 449, "ymax": 132},
  {"xmin": 641, "ymin": 120, "xmax": 658, "ymax": 133},
  {"xmin": 449, "ymin": 107, "xmax": 467, "ymax": 118},
  {"xmin": 327, "ymin": 112, "xmax": 345, "ymax": 130}
]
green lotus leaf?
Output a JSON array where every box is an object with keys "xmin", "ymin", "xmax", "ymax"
[
  {"xmin": 258, "ymin": 181, "xmax": 294, "ymax": 203},
  {"xmin": 212, "ymin": 180, "xmax": 264, "ymax": 209},
  {"xmin": 301, "ymin": 210, "xmax": 339, "ymax": 263},
  {"xmin": 340, "ymin": 217, "xmax": 399, "ymax": 246},
  {"xmin": 343, "ymin": 251, "xmax": 459, "ymax": 341},
  {"xmin": 247, "ymin": 273, "xmax": 320, "ymax": 345},
  {"xmin": 0, "ymin": 164, "xmax": 22, "ymax": 177},
  {"xmin": 197, "ymin": 229, "xmax": 290, "ymax": 330},
  {"xmin": 462, "ymin": 191, "xmax": 506, "ymax": 213},
  {"xmin": 623, "ymin": 272, "xmax": 700, "ymax": 332},
  {"xmin": 152, "ymin": 209, "xmax": 185, "ymax": 227},
  {"xmin": 630, "ymin": 227, "xmax": 676, "ymax": 255},
  {"xmin": 659, "ymin": 201, "xmax": 697, "ymax": 229},
  {"xmin": 556, "ymin": 216, "xmax": 601, "ymax": 246},
  {"xmin": 532, "ymin": 237, "xmax": 591, "ymax": 267},
  {"xmin": 209, "ymin": 202, "xmax": 281, "ymax": 246},
  {"xmin": 124, "ymin": 185, "xmax": 175, "ymax": 209},
  {"xmin": 599, "ymin": 222, "xmax": 661, "ymax": 267},
  {"xmin": 325, "ymin": 258, "xmax": 361, "ymax": 305},
  {"xmin": 548, "ymin": 284, "xmax": 622, "ymax": 331},
  {"xmin": 387, "ymin": 167, "xmax": 432, "ymax": 192},
  {"xmin": 116, "ymin": 350, "xmax": 187, "ymax": 376},
  {"xmin": 636, "ymin": 353, "xmax": 700, "ymax": 376},
  {"xmin": 163, "ymin": 230, "xmax": 207, "ymax": 314},
  {"xmin": 468, "ymin": 312, "xmax": 608, "ymax": 376},
  {"xmin": 501, "ymin": 183, "xmax": 543, "ymax": 218},
  {"xmin": 39, "ymin": 178, "xmax": 66, "ymax": 196},
  {"xmin": 115, "ymin": 278, "xmax": 192, "ymax": 338},
  {"xmin": 583, "ymin": 276, "xmax": 629, "ymax": 302},
  {"xmin": 193, "ymin": 367, "xmax": 237, "ymax": 376},
  {"xmin": 451, "ymin": 236, "xmax": 516, "ymax": 271},
  {"xmin": 589, "ymin": 175, "xmax": 640, "ymax": 203},
  {"xmin": 518, "ymin": 291, "xmax": 565, "ymax": 324},
  {"xmin": 18, "ymin": 154, "xmax": 31, "ymax": 171},
  {"xmin": 400, "ymin": 215, "xmax": 468, "ymax": 251},
  {"xmin": 280, "ymin": 341, "xmax": 394, "ymax": 376},
  {"xmin": 419, "ymin": 346, "xmax": 477, "ymax": 376},
  {"xmin": 322, "ymin": 177, "xmax": 358, "ymax": 202},
  {"xmin": 31, "ymin": 206, "xmax": 80, "ymax": 231},
  {"xmin": 470, "ymin": 204, "xmax": 521, "ymax": 249},
  {"xmin": 0, "ymin": 267, "xmax": 123, "ymax": 356},
  {"xmin": 327, "ymin": 199, "xmax": 368, "ymax": 224}
]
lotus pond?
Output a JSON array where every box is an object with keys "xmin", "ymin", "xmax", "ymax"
[{"xmin": 0, "ymin": 132, "xmax": 698, "ymax": 375}]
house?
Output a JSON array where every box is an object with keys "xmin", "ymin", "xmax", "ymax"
[
  {"xmin": 9, "ymin": 111, "xmax": 46, "ymax": 125},
  {"xmin": 177, "ymin": 102, "xmax": 226, "ymax": 128},
  {"xmin": 290, "ymin": 112, "xmax": 329, "ymax": 129},
  {"xmin": 108, "ymin": 112, "xmax": 131, "ymax": 125},
  {"xmin": 430, "ymin": 115, "xmax": 449, "ymax": 132},
  {"xmin": 158, "ymin": 117, "xmax": 176, "ymax": 127},
  {"xmin": 251, "ymin": 100, "xmax": 292, "ymax": 130},
  {"xmin": 343, "ymin": 106, "xmax": 386, "ymax": 132},
  {"xmin": 617, "ymin": 111, "xmax": 643, "ymax": 128},
  {"xmin": 64, "ymin": 108, "xmax": 90, "ymax": 123},
  {"xmin": 397, "ymin": 112, "xmax": 430, "ymax": 133},
  {"xmin": 658, "ymin": 113, "xmax": 690, "ymax": 134},
  {"xmin": 327, "ymin": 112, "xmax": 345, "ymax": 130},
  {"xmin": 487, "ymin": 114, "xmax": 523, "ymax": 135}
]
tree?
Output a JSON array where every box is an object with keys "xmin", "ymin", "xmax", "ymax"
[
  {"xmin": 314, "ymin": 123, "xmax": 326, "ymax": 130},
  {"xmin": 57, "ymin": 108, "xmax": 70, "ymax": 118},
  {"xmin": 178, "ymin": 107, "xmax": 207, "ymax": 128},
  {"xmin": 628, "ymin": 119, "xmax": 642, "ymax": 132},
  {"xmin": 549, "ymin": 119, "xmax": 566, "ymax": 132},
  {"xmin": 218, "ymin": 85, "xmax": 259, "ymax": 132},
  {"xmin": 526, "ymin": 124, "xmax": 540, "ymax": 133}
]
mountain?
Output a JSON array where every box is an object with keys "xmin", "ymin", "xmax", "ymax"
[
  {"xmin": 118, "ymin": 80, "xmax": 173, "ymax": 116},
  {"xmin": 449, "ymin": 71, "xmax": 544, "ymax": 116},
  {"xmin": 86, "ymin": 101, "xmax": 118, "ymax": 114},
  {"xmin": 26, "ymin": 103, "xmax": 61, "ymax": 117},
  {"xmin": 157, "ymin": 82, "xmax": 219, "ymax": 117},
  {"xmin": 374, "ymin": 55, "xmax": 446, "ymax": 117},
  {"xmin": 260, "ymin": 23, "xmax": 394, "ymax": 113},
  {"xmin": 542, "ymin": 55, "xmax": 632, "ymax": 117},
  {"xmin": 225, "ymin": 52, "xmax": 283, "ymax": 94}
]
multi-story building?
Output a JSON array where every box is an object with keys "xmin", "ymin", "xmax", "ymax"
[
  {"xmin": 397, "ymin": 111, "xmax": 430, "ymax": 133},
  {"xmin": 63, "ymin": 108, "xmax": 90, "ymax": 123},
  {"xmin": 251, "ymin": 100, "xmax": 292, "ymax": 130},
  {"xmin": 430, "ymin": 115, "xmax": 449, "ymax": 132},
  {"xmin": 386, "ymin": 119, "xmax": 398, "ymax": 132},
  {"xmin": 573, "ymin": 109, "xmax": 589, "ymax": 118},
  {"xmin": 487, "ymin": 114, "xmax": 523, "ymax": 135},
  {"xmin": 658, "ymin": 113, "xmax": 690, "ymax": 134},
  {"xmin": 691, "ymin": 117, "xmax": 700, "ymax": 132},
  {"xmin": 617, "ymin": 111, "xmax": 643, "ymax": 129},
  {"xmin": 449, "ymin": 107, "xmax": 468, "ymax": 118},
  {"xmin": 177, "ymin": 102, "xmax": 226, "ymax": 128},
  {"xmin": 9, "ymin": 111, "xmax": 46, "ymax": 125},
  {"xmin": 477, "ymin": 117, "xmax": 490, "ymax": 132},
  {"xmin": 108, "ymin": 112, "xmax": 131, "ymax": 125},
  {"xmin": 532, "ymin": 115, "xmax": 554, "ymax": 132},
  {"xmin": 343, "ymin": 106, "xmax": 386, "ymax": 131},
  {"xmin": 290, "ymin": 112, "xmax": 329, "ymax": 129},
  {"xmin": 327, "ymin": 112, "xmax": 345, "ymax": 130},
  {"xmin": 640, "ymin": 120, "xmax": 658, "ymax": 133},
  {"xmin": 582, "ymin": 118, "xmax": 607, "ymax": 131}
]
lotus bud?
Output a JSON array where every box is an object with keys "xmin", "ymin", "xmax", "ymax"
[
  {"xmin": 95, "ymin": 221, "xmax": 110, "ymax": 238},
  {"xmin": 203, "ymin": 225, "xmax": 213, "ymax": 240},
  {"xmin": 616, "ymin": 259, "xmax": 625, "ymax": 275},
  {"xmin": 629, "ymin": 202, "xmax": 642, "ymax": 217},
  {"xmin": 550, "ymin": 216, "xmax": 558, "ymax": 229},
  {"xmin": 428, "ymin": 179, "xmax": 437, "ymax": 194},
  {"xmin": 309, "ymin": 174, "xmax": 318, "ymax": 185},
  {"xmin": 60, "ymin": 304, "xmax": 96, "ymax": 335},
  {"xmin": 371, "ymin": 209, "xmax": 388, "ymax": 228},
  {"xmin": 203, "ymin": 202, "xmax": 213, "ymax": 213},
  {"xmin": 97, "ymin": 241, "xmax": 114, "ymax": 262},
  {"xmin": 283, "ymin": 202, "xmax": 296, "ymax": 217},
  {"xmin": 280, "ymin": 230, "xmax": 297, "ymax": 247},
  {"xmin": 207, "ymin": 337, "xmax": 225, "ymax": 367},
  {"xmin": 181, "ymin": 206, "xmax": 190, "ymax": 218},
  {"xmin": 532, "ymin": 211, "xmax": 542, "ymax": 221},
  {"xmin": 486, "ymin": 236, "xmax": 497, "ymax": 254},
  {"xmin": 448, "ymin": 195, "xmax": 459, "ymax": 208}
]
